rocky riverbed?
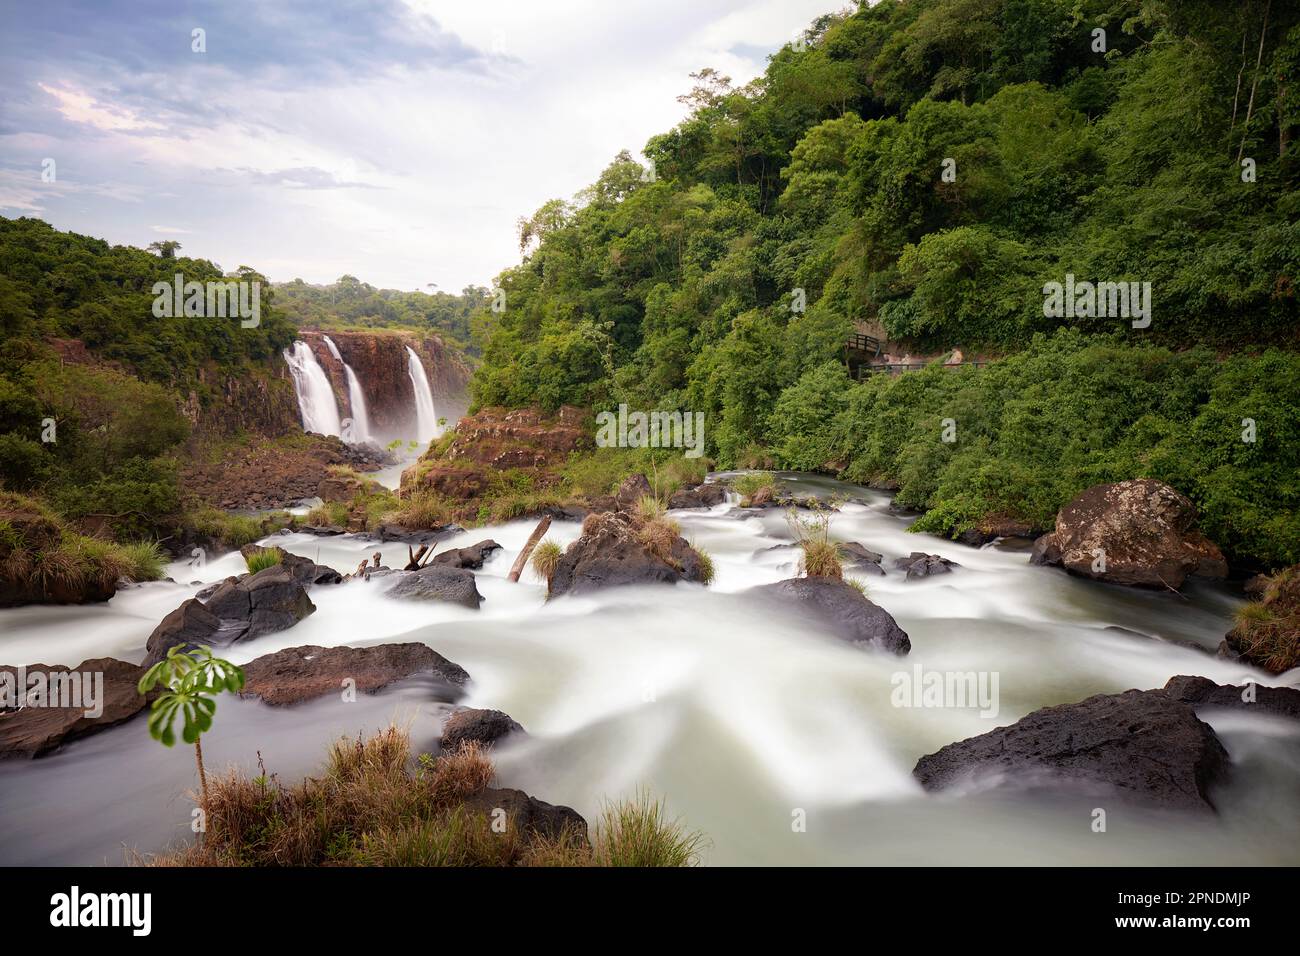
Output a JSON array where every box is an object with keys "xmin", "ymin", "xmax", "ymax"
[{"xmin": 1, "ymin": 473, "xmax": 1297, "ymax": 866}]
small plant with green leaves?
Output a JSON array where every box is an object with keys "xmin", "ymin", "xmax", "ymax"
[{"xmin": 137, "ymin": 645, "xmax": 246, "ymax": 828}]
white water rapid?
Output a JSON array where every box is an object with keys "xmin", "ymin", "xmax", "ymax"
[{"xmin": 1, "ymin": 474, "xmax": 1296, "ymax": 866}]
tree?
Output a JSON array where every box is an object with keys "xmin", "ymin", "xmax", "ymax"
[
  {"xmin": 147, "ymin": 240, "xmax": 182, "ymax": 259},
  {"xmin": 138, "ymin": 645, "xmax": 245, "ymax": 832}
]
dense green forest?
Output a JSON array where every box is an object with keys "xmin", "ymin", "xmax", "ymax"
[
  {"xmin": 274, "ymin": 276, "xmax": 489, "ymax": 354},
  {"xmin": 471, "ymin": 0, "xmax": 1300, "ymax": 568},
  {"xmin": 0, "ymin": 217, "xmax": 305, "ymax": 536}
]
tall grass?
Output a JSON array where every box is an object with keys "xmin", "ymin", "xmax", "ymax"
[
  {"xmin": 593, "ymin": 790, "xmax": 708, "ymax": 867},
  {"xmin": 143, "ymin": 725, "xmax": 704, "ymax": 868}
]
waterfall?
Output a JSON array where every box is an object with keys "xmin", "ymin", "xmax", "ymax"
[
  {"xmin": 283, "ymin": 340, "xmax": 342, "ymax": 437},
  {"xmin": 405, "ymin": 345, "xmax": 439, "ymax": 443},
  {"xmin": 324, "ymin": 335, "xmax": 372, "ymax": 444}
]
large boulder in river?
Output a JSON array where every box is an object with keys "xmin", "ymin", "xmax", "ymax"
[
  {"xmin": 837, "ymin": 542, "xmax": 885, "ymax": 576},
  {"xmin": 440, "ymin": 707, "xmax": 526, "ymax": 752},
  {"xmin": 202, "ymin": 565, "xmax": 317, "ymax": 639},
  {"xmin": 913, "ymin": 688, "xmax": 1230, "ymax": 812},
  {"xmin": 384, "ymin": 564, "xmax": 483, "ymax": 608},
  {"xmin": 892, "ymin": 552, "xmax": 959, "ymax": 580},
  {"xmin": 1030, "ymin": 479, "xmax": 1227, "ymax": 589},
  {"xmin": 752, "ymin": 577, "xmax": 910, "ymax": 655},
  {"xmin": 238, "ymin": 544, "xmax": 342, "ymax": 587},
  {"xmin": 240, "ymin": 643, "xmax": 469, "ymax": 706},
  {"xmin": 0, "ymin": 658, "xmax": 156, "ymax": 757},
  {"xmin": 1163, "ymin": 675, "xmax": 1300, "ymax": 721},
  {"xmin": 431, "ymin": 539, "xmax": 502, "ymax": 570},
  {"xmin": 1218, "ymin": 565, "xmax": 1299, "ymax": 674},
  {"xmin": 144, "ymin": 566, "xmax": 316, "ymax": 666},
  {"xmin": 668, "ymin": 482, "xmax": 728, "ymax": 510},
  {"xmin": 614, "ymin": 473, "xmax": 653, "ymax": 512},
  {"xmin": 548, "ymin": 511, "xmax": 709, "ymax": 598}
]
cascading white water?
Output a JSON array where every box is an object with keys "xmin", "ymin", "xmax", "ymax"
[
  {"xmin": 4, "ymin": 473, "xmax": 1296, "ymax": 866},
  {"xmin": 406, "ymin": 345, "xmax": 439, "ymax": 443},
  {"xmin": 283, "ymin": 340, "xmax": 342, "ymax": 437},
  {"xmin": 324, "ymin": 335, "xmax": 372, "ymax": 444}
]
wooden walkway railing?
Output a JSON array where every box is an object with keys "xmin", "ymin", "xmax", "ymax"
[{"xmin": 844, "ymin": 333, "xmax": 987, "ymax": 378}]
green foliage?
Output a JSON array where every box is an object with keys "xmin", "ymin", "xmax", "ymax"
[
  {"xmin": 244, "ymin": 548, "xmax": 284, "ymax": 574},
  {"xmin": 464, "ymin": 0, "xmax": 1299, "ymax": 569},
  {"xmin": 138, "ymin": 645, "xmax": 245, "ymax": 748},
  {"xmin": 273, "ymin": 277, "xmax": 488, "ymax": 355}
]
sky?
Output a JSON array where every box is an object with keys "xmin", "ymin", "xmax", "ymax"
[{"xmin": 0, "ymin": 0, "xmax": 838, "ymax": 292}]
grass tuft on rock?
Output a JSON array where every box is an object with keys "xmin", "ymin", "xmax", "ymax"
[
  {"xmin": 244, "ymin": 548, "xmax": 283, "ymax": 574},
  {"xmin": 530, "ymin": 538, "xmax": 563, "ymax": 588}
]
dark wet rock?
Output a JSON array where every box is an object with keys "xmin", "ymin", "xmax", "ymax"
[
  {"xmin": 1030, "ymin": 479, "xmax": 1227, "ymax": 589},
  {"xmin": 300, "ymin": 524, "xmax": 347, "ymax": 536},
  {"xmin": 614, "ymin": 473, "xmax": 653, "ymax": 512},
  {"xmin": 913, "ymin": 689, "xmax": 1230, "ymax": 813},
  {"xmin": 892, "ymin": 552, "xmax": 960, "ymax": 579},
  {"xmin": 202, "ymin": 565, "xmax": 317, "ymax": 639},
  {"xmin": 384, "ymin": 564, "xmax": 483, "ymax": 608},
  {"xmin": 431, "ymin": 539, "xmax": 502, "ymax": 570},
  {"xmin": 955, "ymin": 516, "xmax": 1042, "ymax": 547},
  {"xmin": 1163, "ymin": 675, "xmax": 1300, "ymax": 721},
  {"xmin": 460, "ymin": 787, "xmax": 588, "ymax": 844},
  {"xmin": 838, "ymin": 541, "xmax": 885, "ymax": 576},
  {"xmin": 440, "ymin": 707, "xmax": 525, "ymax": 751},
  {"xmin": 143, "ymin": 598, "xmax": 224, "ymax": 666},
  {"xmin": 240, "ymin": 643, "xmax": 468, "ymax": 706},
  {"xmin": 145, "ymin": 566, "xmax": 316, "ymax": 666},
  {"xmin": 238, "ymin": 544, "xmax": 342, "ymax": 587},
  {"xmin": 373, "ymin": 523, "xmax": 465, "ymax": 544},
  {"xmin": 752, "ymin": 577, "xmax": 910, "ymax": 655},
  {"xmin": 668, "ymin": 482, "xmax": 728, "ymax": 510},
  {"xmin": 548, "ymin": 511, "xmax": 708, "ymax": 598},
  {"xmin": 0, "ymin": 658, "xmax": 157, "ymax": 757}
]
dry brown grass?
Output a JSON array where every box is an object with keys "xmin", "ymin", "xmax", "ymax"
[
  {"xmin": 1229, "ymin": 566, "xmax": 1300, "ymax": 674},
  {"xmin": 638, "ymin": 516, "xmax": 682, "ymax": 566},
  {"xmin": 140, "ymin": 724, "xmax": 702, "ymax": 868}
]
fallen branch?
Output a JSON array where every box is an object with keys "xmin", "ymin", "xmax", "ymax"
[{"xmin": 508, "ymin": 516, "xmax": 552, "ymax": 583}]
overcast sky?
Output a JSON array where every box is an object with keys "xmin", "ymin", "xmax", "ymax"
[{"xmin": 0, "ymin": 0, "xmax": 838, "ymax": 292}]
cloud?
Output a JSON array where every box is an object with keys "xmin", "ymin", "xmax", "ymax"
[{"xmin": 0, "ymin": 0, "xmax": 834, "ymax": 289}]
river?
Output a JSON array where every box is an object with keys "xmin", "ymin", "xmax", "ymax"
[{"xmin": 2, "ymin": 474, "xmax": 1297, "ymax": 866}]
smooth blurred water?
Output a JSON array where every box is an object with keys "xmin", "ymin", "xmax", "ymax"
[{"xmin": 2, "ymin": 475, "xmax": 1297, "ymax": 865}]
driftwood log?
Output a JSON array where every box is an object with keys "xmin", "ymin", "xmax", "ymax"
[{"xmin": 508, "ymin": 516, "xmax": 552, "ymax": 583}]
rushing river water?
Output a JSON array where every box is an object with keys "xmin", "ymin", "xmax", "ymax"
[{"xmin": 2, "ymin": 474, "xmax": 1298, "ymax": 866}]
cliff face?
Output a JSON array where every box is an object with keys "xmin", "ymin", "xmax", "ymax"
[
  {"xmin": 185, "ymin": 363, "xmax": 302, "ymax": 439},
  {"xmin": 299, "ymin": 330, "xmax": 471, "ymax": 438}
]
